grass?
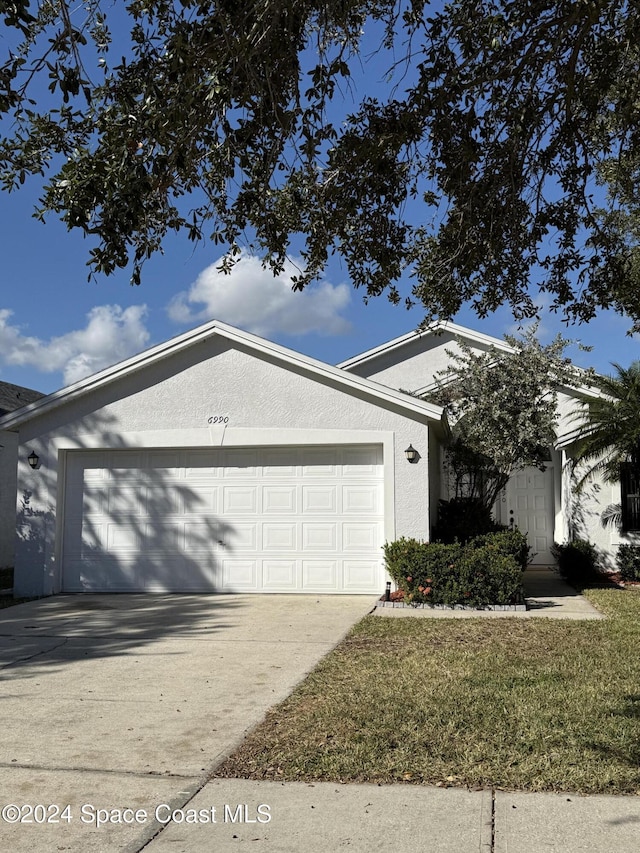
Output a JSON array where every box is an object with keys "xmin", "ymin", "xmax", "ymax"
[{"xmin": 216, "ymin": 587, "xmax": 640, "ymax": 794}]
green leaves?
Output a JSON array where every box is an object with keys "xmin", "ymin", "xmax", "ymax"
[
  {"xmin": 427, "ymin": 325, "xmax": 590, "ymax": 507},
  {"xmin": 571, "ymin": 361, "xmax": 640, "ymax": 485},
  {"xmin": 1, "ymin": 0, "xmax": 640, "ymax": 322}
]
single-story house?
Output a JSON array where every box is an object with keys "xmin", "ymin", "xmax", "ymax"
[
  {"xmin": 0, "ymin": 319, "xmax": 625, "ymax": 597},
  {"xmin": 0, "ymin": 380, "xmax": 46, "ymax": 568}
]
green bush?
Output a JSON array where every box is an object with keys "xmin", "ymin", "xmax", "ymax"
[
  {"xmin": 616, "ymin": 544, "xmax": 640, "ymax": 581},
  {"xmin": 432, "ymin": 497, "xmax": 505, "ymax": 544},
  {"xmin": 551, "ymin": 540, "xmax": 601, "ymax": 585},
  {"xmin": 383, "ymin": 533, "xmax": 524, "ymax": 607},
  {"xmin": 470, "ymin": 528, "xmax": 531, "ymax": 571}
]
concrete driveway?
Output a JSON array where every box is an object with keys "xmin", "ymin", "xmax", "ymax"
[{"xmin": 0, "ymin": 593, "xmax": 374, "ymax": 852}]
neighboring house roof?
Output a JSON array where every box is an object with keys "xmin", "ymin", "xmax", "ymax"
[
  {"xmin": 0, "ymin": 381, "xmax": 46, "ymax": 418},
  {"xmin": 0, "ymin": 319, "xmax": 448, "ymax": 434}
]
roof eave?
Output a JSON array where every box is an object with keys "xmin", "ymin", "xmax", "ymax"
[{"xmin": 0, "ymin": 319, "xmax": 447, "ymax": 431}]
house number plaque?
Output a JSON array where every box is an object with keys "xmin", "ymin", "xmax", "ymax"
[{"xmin": 207, "ymin": 415, "xmax": 229, "ymax": 424}]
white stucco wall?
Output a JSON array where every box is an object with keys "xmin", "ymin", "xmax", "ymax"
[
  {"xmin": 344, "ymin": 329, "xmax": 500, "ymax": 393},
  {"xmin": 555, "ymin": 391, "xmax": 624, "ymax": 567},
  {"xmin": 14, "ymin": 338, "xmax": 437, "ymax": 596},
  {"xmin": 348, "ymin": 334, "xmax": 625, "ymax": 566},
  {"xmin": 0, "ymin": 431, "xmax": 18, "ymax": 569}
]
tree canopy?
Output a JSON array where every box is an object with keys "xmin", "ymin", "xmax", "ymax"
[
  {"xmin": 427, "ymin": 326, "xmax": 592, "ymax": 508},
  {"xmin": 572, "ymin": 361, "xmax": 640, "ymax": 486},
  {"xmin": 2, "ymin": 1, "xmax": 640, "ymax": 326}
]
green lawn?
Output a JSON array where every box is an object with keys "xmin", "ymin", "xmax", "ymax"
[{"xmin": 216, "ymin": 588, "xmax": 640, "ymax": 794}]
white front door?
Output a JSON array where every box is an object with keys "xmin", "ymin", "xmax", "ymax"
[{"xmin": 504, "ymin": 466, "xmax": 555, "ymax": 565}]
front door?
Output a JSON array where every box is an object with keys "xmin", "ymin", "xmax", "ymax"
[{"xmin": 504, "ymin": 466, "xmax": 555, "ymax": 565}]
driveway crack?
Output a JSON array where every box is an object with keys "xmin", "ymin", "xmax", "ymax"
[{"xmin": 0, "ymin": 636, "xmax": 69, "ymax": 669}]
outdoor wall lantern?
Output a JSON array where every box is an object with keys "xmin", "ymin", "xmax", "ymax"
[
  {"xmin": 404, "ymin": 445, "xmax": 419, "ymax": 463},
  {"xmin": 27, "ymin": 451, "xmax": 40, "ymax": 470}
]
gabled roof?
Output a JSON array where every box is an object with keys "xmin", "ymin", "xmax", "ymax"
[
  {"xmin": 0, "ymin": 319, "xmax": 448, "ymax": 433},
  {"xmin": 0, "ymin": 381, "xmax": 45, "ymax": 417},
  {"xmin": 339, "ymin": 319, "xmax": 602, "ymax": 400},
  {"xmin": 337, "ymin": 320, "xmax": 513, "ymax": 371}
]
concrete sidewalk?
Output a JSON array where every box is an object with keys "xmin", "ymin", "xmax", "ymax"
[
  {"xmin": 373, "ymin": 566, "xmax": 605, "ymax": 620},
  {"xmin": 133, "ymin": 778, "xmax": 640, "ymax": 853}
]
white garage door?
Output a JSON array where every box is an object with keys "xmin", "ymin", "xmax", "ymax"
[{"xmin": 61, "ymin": 445, "xmax": 385, "ymax": 593}]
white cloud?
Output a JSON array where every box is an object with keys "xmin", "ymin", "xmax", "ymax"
[
  {"xmin": 0, "ymin": 304, "xmax": 150, "ymax": 386},
  {"xmin": 167, "ymin": 254, "xmax": 352, "ymax": 336}
]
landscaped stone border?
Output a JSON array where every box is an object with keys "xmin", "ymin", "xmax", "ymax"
[{"xmin": 376, "ymin": 600, "xmax": 527, "ymax": 612}]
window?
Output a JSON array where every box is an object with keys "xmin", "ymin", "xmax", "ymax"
[{"xmin": 621, "ymin": 463, "xmax": 640, "ymax": 532}]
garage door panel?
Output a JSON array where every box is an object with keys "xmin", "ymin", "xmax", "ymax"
[
  {"xmin": 302, "ymin": 485, "xmax": 337, "ymax": 513},
  {"xmin": 222, "ymin": 559, "xmax": 257, "ymax": 590},
  {"xmin": 343, "ymin": 523, "xmax": 378, "ymax": 551},
  {"xmin": 182, "ymin": 487, "xmax": 218, "ymax": 514},
  {"xmin": 225, "ymin": 523, "xmax": 257, "ymax": 551},
  {"xmin": 223, "ymin": 486, "xmax": 257, "ymax": 513},
  {"xmin": 263, "ymin": 486, "xmax": 297, "ymax": 513},
  {"xmin": 262, "ymin": 560, "xmax": 297, "ymax": 590},
  {"xmin": 302, "ymin": 523, "xmax": 337, "ymax": 551},
  {"xmin": 184, "ymin": 521, "xmax": 219, "ymax": 549},
  {"xmin": 343, "ymin": 560, "xmax": 380, "ymax": 591},
  {"xmin": 83, "ymin": 487, "xmax": 107, "ymax": 516},
  {"xmin": 108, "ymin": 523, "xmax": 140, "ymax": 551},
  {"xmin": 64, "ymin": 556, "xmax": 140, "ymax": 592},
  {"xmin": 106, "ymin": 486, "xmax": 145, "ymax": 515},
  {"xmin": 62, "ymin": 445, "xmax": 385, "ymax": 594},
  {"xmin": 302, "ymin": 560, "xmax": 338, "ymax": 589},
  {"xmin": 83, "ymin": 459, "xmax": 106, "ymax": 479},
  {"xmin": 262, "ymin": 523, "xmax": 297, "ymax": 550},
  {"xmin": 343, "ymin": 485, "xmax": 380, "ymax": 513},
  {"xmin": 144, "ymin": 556, "xmax": 221, "ymax": 592}
]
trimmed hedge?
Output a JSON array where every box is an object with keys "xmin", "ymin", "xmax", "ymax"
[
  {"xmin": 383, "ymin": 531, "xmax": 526, "ymax": 608},
  {"xmin": 470, "ymin": 528, "xmax": 530, "ymax": 572},
  {"xmin": 551, "ymin": 540, "xmax": 601, "ymax": 584},
  {"xmin": 616, "ymin": 544, "xmax": 640, "ymax": 581}
]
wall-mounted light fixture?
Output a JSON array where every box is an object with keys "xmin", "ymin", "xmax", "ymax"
[
  {"xmin": 28, "ymin": 451, "xmax": 40, "ymax": 470},
  {"xmin": 404, "ymin": 444, "xmax": 418, "ymax": 464}
]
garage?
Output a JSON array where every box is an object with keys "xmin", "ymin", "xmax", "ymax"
[
  {"xmin": 61, "ymin": 444, "xmax": 386, "ymax": 594},
  {"xmin": 5, "ymin": 319, "xmax": 445, "ymax": 598}
]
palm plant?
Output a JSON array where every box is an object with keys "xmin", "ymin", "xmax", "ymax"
[{"xmin": 571, "ymin": 361, "xmax": 640, "ymax": 489}]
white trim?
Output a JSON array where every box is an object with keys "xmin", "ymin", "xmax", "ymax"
[
  {"xmin": 339, "ymin": 320, "xmax": 603, "ymax": 403},
  {"xmin": 0, "ymin": 319, "xmax": 446, "ymax": 431},
  {"xmin": 52, "ymin": 427, "xmax": 395, "ymax": 453},
  {"xmin": 337, "ymin": 320, "xmax": 514, "ymax": 370}
]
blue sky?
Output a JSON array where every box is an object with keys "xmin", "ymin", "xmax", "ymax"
[{"xmin": 0, "ymin": 11, "xmax": 638, "ymax": 395}]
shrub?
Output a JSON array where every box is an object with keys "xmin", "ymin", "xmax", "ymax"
[
  {"xmin": 383, "ymin": 538, "xmax": 462, "ymax": 601},
  {"xmin": 432, "ymin": 497, "xmax": 505, "ymax": 544},
  {"xmin": 616, "ymin": 544, "xmax": 640, "ymax": 581},
  {"xmin": 471, "ymin": 529, "xmax": 531, "ymax": 571},
  {"xmin": 551, "ymin": 540, "xmax": 601, "ymax": 585},
  {"xmin": 383, "ymin": 535, "xmax": 524, "ymax": 607}
]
